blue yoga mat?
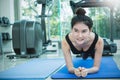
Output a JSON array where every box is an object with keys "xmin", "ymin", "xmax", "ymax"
[
  {"xmin": 51, "ymin": 57, "xmax": 120, "ymax": 79},
  {"xmin": 0, "ymin": 58, "xmax": 65, "ymax": 80}
]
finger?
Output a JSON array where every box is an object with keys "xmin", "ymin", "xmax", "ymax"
[
  {"xmin": 74, "ymin": 69, "xmax": 82, "ymax": 77},
  {"xmin": 81, "ymin": 67, "xmax": 85, "ymax": 70},
  {"xmin": 77, "ymin": 72, "xmax": 81, "ymax": 77},
  {"xmin": 81, "ymin": 71, "xmax": 88, "ymax": 77},
  {"xmin": 74, "ymin": 69, "xmax": 79, "ymax": 74},
  {"xmin": 81, "ymin": 72, "xmax": 87, "ymax": 77},
  {"xmin": 78, "ymin": 67, "xmax": 82, "ymax": 71}
]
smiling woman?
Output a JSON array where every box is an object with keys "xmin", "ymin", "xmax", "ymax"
[{"xmin": 62, "ymin": 7, "xmax": 104, "ymax": 77}]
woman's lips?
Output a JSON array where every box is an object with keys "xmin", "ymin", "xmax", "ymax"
[{"xmin": 77, "ymin": 39, "xmax": 84, "ymax": 41}]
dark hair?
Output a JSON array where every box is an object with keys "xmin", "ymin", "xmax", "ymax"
[{"xmin": 71, "ymin": 7, "xmax": 93, "ymax": 29}]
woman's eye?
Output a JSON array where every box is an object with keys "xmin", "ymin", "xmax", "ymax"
[
  {"xmin": 74, "ymin": 29, "xmax": 78, "ymax": 32},
  {"xmin": 82, "ymin": 30, "xmax": 87, "ymax": 33}
]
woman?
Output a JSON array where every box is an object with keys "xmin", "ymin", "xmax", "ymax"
[{"xmin": 62, "ymin": 8, "xmax": 104, "ymax": 77}]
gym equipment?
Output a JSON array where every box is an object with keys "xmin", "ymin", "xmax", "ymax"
[
  {"xmin": 0, "ymin": 58, "xmax": 64, "ymax": 80},
  {"xmin": 6, "ymin": 33, "xmax": 10, "ymax": 40},
  {"xmin": 0, "ymin": 17, "xmax": 2, "ymax": 24},
  {"xmin": 36, "ymin": 0, "xmax": 52, "ymax": 5},
  {"xmin": 103, "ymin": 38, "xmax": 117, "ymax": 54},
  {"xmin": 2, "ymin": 16, "xmax": 10, "ymax": 25},
  {"xmin": 51, "ymin": 57, "xmax": 120, "ymax": 79},
  {"xmin": 35, "ymin": 0, "xmax": 49, "ymax": 45},
  {"xmin": 2, "ymin": 33, "xmax": 6, "ymax": 41},
  {"xmin": 70, "ymin": 0, "xmax": 117, "ymax": 55},
  {"xmin": 0, "ymin": 33, "xmax": 3, "ymax": 55},
  {"xmin": 1, "ymin": 32, "xmax": 11, "ymax": 41},
  {"xmin": 35, "ymin": 0, "xmax": 53, "ymax": 46},
  {"xmin": 0, "ymin": 16, "xmax": 10, "ymax": 27},
  {"xmin": 34, "ymin": 0, "xmax": 57, "ymax": 52},
  {"xmin": 7, "ymin": 20, "xmax": 42, "ymax": 59}
]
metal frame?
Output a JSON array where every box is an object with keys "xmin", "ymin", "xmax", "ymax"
[
  {"xmin": 41, "ymin": 4, "xmax": 47, "ymax": 44},
  {"xmin": 36, "ymin": 0, "xmax": 50, "ymax": 45}
]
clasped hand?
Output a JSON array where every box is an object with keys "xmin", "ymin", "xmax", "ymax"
[{"xmin": 74, "ymin": 67, "xmax": 88, "ymax": 77}]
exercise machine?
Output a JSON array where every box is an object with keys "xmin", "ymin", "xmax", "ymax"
[
  {"xmin": 70, "ymin": 0, "xmax": 117, "ymax": 55},
  {"xmin": 35, "ymin": 0, "xmax": 52, "ymax": 46},
  {"xmin": 7, "ymin": 20, "xmax": 42, "ymax": 59},
  {"xmin": 35, "ymin": 0, "xmax": 58, "ymax": 52},
  {"xmin": 7, "ymin": 0, "xmax": 56, "ymax": 59}
]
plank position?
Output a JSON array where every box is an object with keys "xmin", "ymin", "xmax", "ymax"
[{"xmin": 62, "ymin": 7, "xmax": 104, "ymax": 77}]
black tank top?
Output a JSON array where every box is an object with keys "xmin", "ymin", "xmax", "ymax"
[{"xmin": 65, "ymin": 33, "xmax": 98, "ymax": 59}]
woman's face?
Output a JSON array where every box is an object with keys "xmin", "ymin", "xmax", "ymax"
[{"xmin": 72, "ymin": 22, "xmax": 91, "ymax": 45}]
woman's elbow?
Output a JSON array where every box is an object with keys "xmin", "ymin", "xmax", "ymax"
[
  {"xmin": 94, "ymin": 67, "xmax": 99, "ymax": 72},
  {"xmin": 68, "ymin": 68, "xmax": 74, "ymax": 73}
]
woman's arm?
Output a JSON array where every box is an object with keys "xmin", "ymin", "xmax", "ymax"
[
  {"xmin": 62, "ymin": 39, "xmax": 84, "ymax": 77},
  {"xmin": 62, "ymin": 39, "xmax": 75, "ymax": 73},
  {"xmin": 81, "ymin": 37, "xmax": 104, "ymax": 76},
  {"xmin": 90, "ymin": 37, "xmax": 103, "ymax": 72}
]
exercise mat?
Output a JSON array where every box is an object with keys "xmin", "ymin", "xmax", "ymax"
[
  {"xmin": 51, "ymin": 57, "xmax": 120, "ymax": 79},
  {"xmin": 0, "ymin": 58, "xmax": 64, "ymax": 80}
]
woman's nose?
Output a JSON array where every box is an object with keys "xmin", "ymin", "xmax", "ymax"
[{"xmin": 78, "ymin": 32, "xmax": 83, "ymax": 38}]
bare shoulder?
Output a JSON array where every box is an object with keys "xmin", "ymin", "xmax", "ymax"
[
  {"xmin": 98, "ymin": 36, "xmax": 103, "ymax": 44},
  {"xmin": 62, "ymin": 38, "xmax": 65, "ymax": 43},
  {"xmin": 62, "ymin": 38, "xmax": 67, "ymax": 46},
  {"xmin": 96, "ymin": 36, "xmax": 104, "ymax": 48},
  {"xmin": 62, "ymin": 38, "xmax": 70, "ymax": 49}
]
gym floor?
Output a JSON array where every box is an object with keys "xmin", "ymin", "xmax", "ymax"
[{"xmin": 0, "ymin": 40, "xmax": 120, "ymax": 80}]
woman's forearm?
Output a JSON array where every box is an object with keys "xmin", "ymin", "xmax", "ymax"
[
  {"xmin": 68, "ymin": 67, "xmax": 75, "ymax": 73},
  {"xmin": 87, "ymin": 66, "xmax": 99, "ymax": 74}
]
